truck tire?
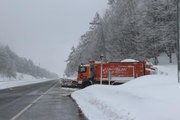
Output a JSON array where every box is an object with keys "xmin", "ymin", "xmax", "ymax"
[{"xmin": 82, "ymin": 79, "xmax": 93, "ymax": 88}]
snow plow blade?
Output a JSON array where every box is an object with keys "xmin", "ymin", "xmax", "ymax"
[{"xmin": 61, "ymin": 79, "xmax": 78, "ymax": 88}]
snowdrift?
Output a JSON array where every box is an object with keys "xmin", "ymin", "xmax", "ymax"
[{"xmin": 71, "ymin": 64, "xmax": 179, "ymax": 120}]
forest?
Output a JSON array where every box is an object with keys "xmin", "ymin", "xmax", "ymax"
[
  {"xmin": 0, "ymin": 43, "xmax": 58, "ymax": 78},
  {"xmin": 65, "ymin": 0, "xmax": 177, "ymax": 77}
]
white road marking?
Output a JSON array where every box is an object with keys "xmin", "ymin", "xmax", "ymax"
[{"xmin": 10, "ymin": 82, "xmax": 58, "ymax": 120}]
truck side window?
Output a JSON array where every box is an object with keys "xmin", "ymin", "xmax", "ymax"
[{"xmin": 79, "ymin": 67, "xmax": 86, "ymax": 73}]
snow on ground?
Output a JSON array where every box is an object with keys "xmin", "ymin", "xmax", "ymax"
[
  {"xmin": 0, "ymin": 73, "xmax": 55, "ymax": 90},
  {"xmin": 72, "ymin": 63, "xmax": 179, "ymax": 120},
  {"xmin": 61, "ymin": 87, "xmax": 79, "ymax": 91}
]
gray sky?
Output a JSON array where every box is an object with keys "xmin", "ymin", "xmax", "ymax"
[{"xmin": 0, "ymin": 0, "xmax": 107, "ymax": 76}]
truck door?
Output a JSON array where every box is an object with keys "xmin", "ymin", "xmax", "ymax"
[{"xmin": 90, "ymin": 64, "xmax": 95, "ymax": 79}]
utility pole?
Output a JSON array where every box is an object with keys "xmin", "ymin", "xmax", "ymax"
[
  {"xmin": 90, "ymin": 20, "xmax": 106, "ymax": 61},
  {"xmin": 100, "ymin": 23, "xmax": 106, "ymax": 61},
  {"xmin": 178, "ymin": 0, "xmax": 180, "ymax": 83},
  {"xmin": 90, "ymin": 14, "xmax": 106, "ymax": 85}
]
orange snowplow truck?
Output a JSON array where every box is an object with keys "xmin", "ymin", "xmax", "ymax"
[{"xmin": 77, "ymin": 61, "xmax": 156, "ymax": 88}]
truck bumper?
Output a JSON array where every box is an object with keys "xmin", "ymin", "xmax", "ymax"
[{"xmin": 78, "ymin": 81, "xmax": 82, "ymax": 84}]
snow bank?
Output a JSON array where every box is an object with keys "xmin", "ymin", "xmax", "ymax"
[
  {"xmin": 72, "ymin": 64, "xmax": 179, "ymax": 120},
  {"xmin": 0, "ymin": 73, "xmax": 54, "ymax": 90}
]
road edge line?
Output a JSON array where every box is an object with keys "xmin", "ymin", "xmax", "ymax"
[{"xmin": 10, "ymin": 81, "xmax": 58, "ymax": 120}]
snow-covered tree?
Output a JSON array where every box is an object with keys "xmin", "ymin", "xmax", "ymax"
[{"xmin": 65, "ymin": 0, "xmax": 177, "ymax": 76}]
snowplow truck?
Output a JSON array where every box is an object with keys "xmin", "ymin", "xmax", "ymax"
[{"xmin": 77, "ymin": 61, "xmax": 156, "ymax": 88}]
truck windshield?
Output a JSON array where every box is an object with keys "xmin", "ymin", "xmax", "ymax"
[{"xmin": 79, "ymin": 67, "xmax": 86, "ymax": 73}]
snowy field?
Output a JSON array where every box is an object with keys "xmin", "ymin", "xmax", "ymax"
[
  {"xmin": 0, "ymin": 73, "xmax": 56, "ymax": 90},
  {"xmin": 72, "ymin": 55, "xmax": 179, "ymax": 120}
]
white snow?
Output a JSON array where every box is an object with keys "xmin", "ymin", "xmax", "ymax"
[
  {"xmin": 121, "ymin": 59, "xmax": 139, "ymax": 62},
  {"xmin": 61, "ymin": 87, "xmax": 79, "ymax": 91},
  {"xmin": 149, "ymin": 53, "xmax": 177, "ymax": 65},
  {"xmin": 0, "ymin": 73, "xmax": 55, "ymax": 90},
  {"xmin": 71, "ymin": 63, "xmax": 179, "ymax": 120},
  {"xmin": 63, "ymin": 73, "xmax": 77, "ymax": 80}
]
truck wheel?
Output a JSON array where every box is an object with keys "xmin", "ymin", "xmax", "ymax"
[
  {"xmin": 77, "ymin": 84, "xmax": 82, "ymax": 89},
  {"xmin": 82, "ymin": 79, "xmax": 93, "ymax": 88}
]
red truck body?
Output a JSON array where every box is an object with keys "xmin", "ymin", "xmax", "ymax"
[{"xmin": 77, "ymin": 61, "xmax": 156, "ymax": 86}]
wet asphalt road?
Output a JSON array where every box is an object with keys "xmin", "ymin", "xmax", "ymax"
[{"xmin": 0, "ymin": 80, "xmax": 86, "ymax": 120}]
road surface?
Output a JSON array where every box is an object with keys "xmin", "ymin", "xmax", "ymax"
[{"xmin": 0, "ymin": 80, "xmax": 86, "ymax": 120}]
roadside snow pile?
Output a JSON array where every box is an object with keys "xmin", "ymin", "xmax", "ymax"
[
  {"xmin": 71, "ymin": 64, "xmax": 179, "ymax": 120},
  {"xmin": 0, "ymin": 73, "xmax": 53, "ymax": 90}
]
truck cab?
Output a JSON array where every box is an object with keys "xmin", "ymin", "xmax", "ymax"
[{"xmin": 77, "ymin": 65, "xmax": 90, "ymax": 84}]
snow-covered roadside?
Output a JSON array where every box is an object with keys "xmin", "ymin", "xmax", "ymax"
[
  {"xmin": 71, "ymin": 64, "xmax": 179, "ymax": 120},
  {"xmin": 0, "ymin": 73, "xmax": 56, "ymax": 90}
]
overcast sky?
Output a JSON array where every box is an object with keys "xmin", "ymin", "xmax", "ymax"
[{"xmin": 0, "ymin": 0, "xmax": 108, "ymax": 76}]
